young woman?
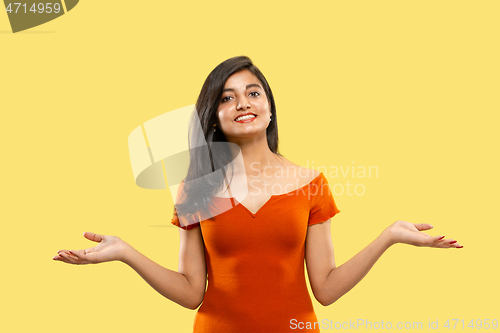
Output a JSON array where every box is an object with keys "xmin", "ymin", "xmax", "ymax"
[{"xmin": 53, "ymin": 56, "xmax": 462, "ymax": 333}]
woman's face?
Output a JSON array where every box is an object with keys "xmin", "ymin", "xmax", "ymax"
[{"xmin": 216, "ymin": 69, "xmax": 272, "ymax": 141}]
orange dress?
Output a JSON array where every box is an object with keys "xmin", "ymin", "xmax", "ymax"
[{"xmin": 171, "ymin": 172, "xmax": 341, "ymax": 333}]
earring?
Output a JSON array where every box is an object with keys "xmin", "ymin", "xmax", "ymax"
[
  {"xmin": 270, "ymin": 116, "xmax": 272, "ymax": 122},
  {"xmin": 213, "ymin": 125, "xmax": 217, "ymax": 132}
]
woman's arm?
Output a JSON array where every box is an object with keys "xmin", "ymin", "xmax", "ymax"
[
  {"xmin": 305, "ymin": 220, "xmax": 461, "ymax": 306},
  {"xmin": 55, "ymin": 228, "xmax": 207, "ymax": 310},
  {"xmin": 121, "ymin": 226, "xmax": 207, "ymax": 310}
]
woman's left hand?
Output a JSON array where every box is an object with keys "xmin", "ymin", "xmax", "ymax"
[{"xmin": 384, "ymin": 220, "xmax": 462, "ymax": 248}]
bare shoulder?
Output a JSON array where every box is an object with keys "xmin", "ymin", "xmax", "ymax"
[
  {"xmin": 300, "ymin": 167, "xmax": 321, "ymax": 179},
  {"xmin": 276, "ymin": 156, "xmax": 320, "ymax": 182}
]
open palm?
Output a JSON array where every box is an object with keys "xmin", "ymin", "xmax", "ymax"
[
  {"xmin": 387, "ymin": 221, "xmax": 462, "ymax": 248},
  {"xmin": 53, "ymin": 232, "xmax": 128, "ymax": 265}
]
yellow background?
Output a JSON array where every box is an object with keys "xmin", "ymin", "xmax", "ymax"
[{"xmin": 1, "ymin": 1, "xmax": 498, "ymax": 332}]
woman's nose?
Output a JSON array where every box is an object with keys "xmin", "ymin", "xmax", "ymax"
[{"xmin": 236, "ymin": 97, "xmax": 250, "ymax": 110}]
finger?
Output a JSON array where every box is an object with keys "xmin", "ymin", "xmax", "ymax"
[
  {"xmin": 414, "ymin": 223, "xmax": 433, "ymax": 231},
  {"xmin": 435, "ymin": 239, "xmax": 462, "ymax": 249},
  {"xmin": 63, "ymin": 250, "xmax": 80, "ymax": 260},
  {"xmin": 58, "ymin": 251, "xmax": 80, "ymax": 264},
  {"xmin": 432, "ymin": 235, "xmax": 445, "ymax": 243},
  {"xmin": 53, "ymin": 253, "xmax": 74, "ymax": 262},
  {"xmin": 71, "ymin": 249, "xmax": 99, "ymax": 263},
  {"xmin": 450, "ymin": 240, "xmax": 463, "ymax": 249},
  {"xmin": 57, "ymin": 249, "xmax": 75, "ymax": 257},
  {"xmin": 53, "ymin": 254, "xmax": 70, "ymax": 263},
  {"xmin": 83, "ymin": 232, "xmax": 105, "ymax": 243},
  {"xmin": 69, "ymin": 249, "xmax": 85, "ymax": 260}
]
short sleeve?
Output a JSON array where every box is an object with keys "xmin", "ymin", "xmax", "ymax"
[
  {"xmin": 308, "ymin": 173, "xmax": 341, "ymax": 226},
  {"xmin": 171, "ymin": 207, "xmax": 200, "ymax": 230},
  {"xmin": 170, "ymin": 179, "xmax": 201, "ymax": 230}
]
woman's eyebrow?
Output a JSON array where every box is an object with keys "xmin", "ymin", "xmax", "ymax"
[{"xmin": 222, "ymin": 83, "xmax": 263, "ymax": 93}]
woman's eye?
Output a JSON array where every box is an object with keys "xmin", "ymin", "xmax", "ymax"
[
  {"xmin": 249, "ymin": 92, "xmax": 260, "ymax": 97},
  {"xmin": 221, "ymin": 96, "xmax": 232, "ymax": 103}
]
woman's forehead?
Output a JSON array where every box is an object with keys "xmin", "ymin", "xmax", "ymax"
[{"xmin": 224, "ymin": 70, "xmax": 262, "ymax": 88}]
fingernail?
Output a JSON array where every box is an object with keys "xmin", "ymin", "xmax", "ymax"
[
  {"xmin": 450, "ymin": 240, "xmax": 457, "ymax": 244},
  {"xmin": 457, "ymin": 246, "xmax": 463, "ymax": 248},
  {"xmin": 438, "ymin": 236, "xmax": 445, "ymax": 240}
]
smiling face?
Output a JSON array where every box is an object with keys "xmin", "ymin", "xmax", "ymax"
[{"xmin": 216, "ymin": 69, "xmax": 272, "ymax": 142}]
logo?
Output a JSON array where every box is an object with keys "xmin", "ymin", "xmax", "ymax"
[
  {"xmin": 4, "ymin": 0, "xmax": 79, "ymax": 33},
  {"xmin": 128, "ymin": 105, "xmax": 250, "ymax": 228}
]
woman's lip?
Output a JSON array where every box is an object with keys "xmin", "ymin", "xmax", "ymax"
[
  {"xmin": 234, "ymin": 113, "xmax": 256, "ymax": 121},
  {"xmin": 235, "ymin": 115, "xmax": 257, "ymax": 123}
]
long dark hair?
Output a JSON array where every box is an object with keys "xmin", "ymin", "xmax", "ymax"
[{"xmin": 174, "ymin": 56, "xmax": 283, "ymax": 224}]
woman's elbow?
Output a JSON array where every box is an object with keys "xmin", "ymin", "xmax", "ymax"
[
  {"xmin": 186, "ymin": 291, "xmax": 205, "ymax": 310},
  {"xmin": 313, "ymin": 289, "xmax": 339, "ymax": 307},
  {"xmin": 179, "ymin": 298, "xmax": 202, "ymax": 310},
  {"xmin": 318, "ymin": 298, "xmax": 337, "ymax": 307},
  {"xmin": 315, "ymin": 295, "xmax": 329, "ymax": 307},
  {"xmin": 174, "ymin": 288, "xmax": 205, "ymax": 310},
  {"xmin": 189, "ymin": 298, "xmax": 204, "ymax": 310},
  {"xmin": 184, "ymin": 302, "xmax": 201, "ymax": 311}
]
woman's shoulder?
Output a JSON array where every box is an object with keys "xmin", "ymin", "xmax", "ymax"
[{"xmin": 277, "ymin": 156, "xmax": 321, "ymax": 183}]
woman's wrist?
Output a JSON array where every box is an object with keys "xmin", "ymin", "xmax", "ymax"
[
  {"xmin": 380, "ymin": 225, "xmax": 397, "ymax": 248},
  {"xmin": 118, "ymin": 241, "xmax": 135, "ymax": 264}
]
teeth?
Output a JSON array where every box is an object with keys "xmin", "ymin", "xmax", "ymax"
[{"xmin": 235, "ymin": 115, "xmax": 256, "ymax": 121}]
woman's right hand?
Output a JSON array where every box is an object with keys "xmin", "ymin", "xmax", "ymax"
[{"xmin": 53, "ymin": 232, "xmax": 130, "ymax": 265}]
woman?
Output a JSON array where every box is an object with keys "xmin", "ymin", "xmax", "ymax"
[{"xmin": 53, "ymin": 56, "xmax": 462, "ymax": 333}]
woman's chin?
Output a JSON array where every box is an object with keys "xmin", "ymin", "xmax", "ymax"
[{"xmin": 224, "ymin": 128, "xmax": 267, "ymax": 140}]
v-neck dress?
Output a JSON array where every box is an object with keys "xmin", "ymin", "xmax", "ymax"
[{"xmin": 171, "ymin": 172, "xmax": 341, "ymax": 333}]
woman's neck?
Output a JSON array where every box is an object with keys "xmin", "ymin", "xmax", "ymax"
[{"xmin": 227, "ymin": 134, "xmax": 281, "ymax": 177}]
